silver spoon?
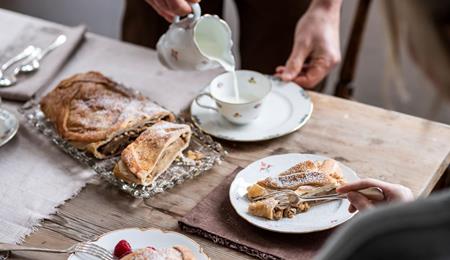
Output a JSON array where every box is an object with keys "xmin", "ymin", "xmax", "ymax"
[
  {"xmin": 14, "ymin": 34, "xmax": 67, "ymax": 75},
  {"xmin": 0, "ymin": 45, "xmax": 36, "ymax": 87}
]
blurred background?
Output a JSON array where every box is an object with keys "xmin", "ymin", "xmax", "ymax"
[{"xmin": 1, "ymin": 0, "xmax": 449, "ymax": 124}]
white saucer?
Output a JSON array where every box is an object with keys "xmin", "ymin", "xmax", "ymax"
[
  {"xmin": 229, "ymin": 153, "xmax": 359, "ymax": 233},
  {"xmin": 0, "ymin": 108, "xmax": 19, "ymax": 147},
  {"xmin": 190, "ymin": 78, "xmax": 313, "ymax": 142}
]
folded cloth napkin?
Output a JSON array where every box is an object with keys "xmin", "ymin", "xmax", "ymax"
[
  {"xmin": 179, "ymin": 168, "xmax": 333, "ymax": 260},
  {"xmin": 0, "ymin": 24, "xmax": 86, "ymax": 101}
]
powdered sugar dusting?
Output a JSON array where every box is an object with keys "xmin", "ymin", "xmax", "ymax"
[
  {"xmin": 118, "ymin": 99, "xmax": 167, "ymax": 122},
  {"xmin": 69, "ymin": 93, "xmax": 170, "ymax": 131},
  {"xmin": 129, "ymin": 247, "xmax": 182, "ymax": 260},
  {"xmin": 276, "ymin": 171, "xmax": 326, "ymax": 187}
]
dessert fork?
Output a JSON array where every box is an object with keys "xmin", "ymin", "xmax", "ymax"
[
  {"xmin": 0, "ymin": 242, "xmax": 113, "ymax": 260},
  {"xmin": 252, "ymin": 187, "xmax": 384, "ymax": 205}
]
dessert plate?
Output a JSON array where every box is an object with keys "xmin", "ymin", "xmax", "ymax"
[
  {"xmin": 0, "ymin": 108, "xmax": 19, "ymax": 148},
  {"xmin": 68, "ymin": 228, "xmax": 209, "ymax": 260},
  {"xmin": 229, "ymin": 153, "xmax": 359, "ymax": 233},
  {"xmin": 191, "ymin": 77, "xmax": 313, "ymax": 142}
]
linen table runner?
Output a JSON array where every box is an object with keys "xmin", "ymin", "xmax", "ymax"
[
  {"xmin": 0, "ymin": 11, "xmax": 86, "ymax": 101},
  {"xmin": 0, "ymin": 103, "xmax": 95, "ymax": 243}
]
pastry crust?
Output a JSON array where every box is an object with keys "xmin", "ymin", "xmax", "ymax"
[
  {"xmin": 114, "ymin": 121, "xmax": 192, "ymax": 186},
  {"xmin": 120, "ymin": 245, "xmax": 196, "ymax": 260},
  {"xmin": 248, "ymin": 198, "xmax": 278, "ymax": 220},
  {"xmin": 248, "ymin": 159, "xmax": 346, "ymax": 220},
  {"xmin": 174, "ymin": 245, "xmax": 196, "ymax": 260},
  {"xmin": 257, "ymin": 159, "xmax": 344, "ymax": 190},
  {"xmin": 40, "ymin": 71, "xmax": 175, "ymax": 158}
]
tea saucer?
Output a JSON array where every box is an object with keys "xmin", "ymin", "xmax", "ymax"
[
  {"xmin": 0, "ymin": 108, "xmax": 19, "ymax": 147},
  {"xmin": 190, "ymin": 77, "xmax": 313, "ymax": 142}
]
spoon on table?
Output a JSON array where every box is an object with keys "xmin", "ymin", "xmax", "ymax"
[
  {"xmin": 0, "ymin": 45, "xmax": 36, "ymax": 87},
  {"xmin": 14, "ymin": 34, "xmax": 67, "ymax": 75}
]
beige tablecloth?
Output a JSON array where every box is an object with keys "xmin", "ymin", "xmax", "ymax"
[{"xmin": 0, "ymin": 8, "xmax": 219, "ymax": 244}]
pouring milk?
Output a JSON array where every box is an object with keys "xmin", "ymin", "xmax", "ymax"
[
  {"xmin": 195, "ymin": 32, "xmax": 241, "ymax": 103},
  {"xmin": 156, "ymin": 3, "xmax": 241, "ymax": 102}
]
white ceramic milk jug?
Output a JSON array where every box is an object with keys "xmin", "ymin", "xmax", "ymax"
[{"xmin": 156, "ymin": 3, "xmax": 235, "ymax": 71}]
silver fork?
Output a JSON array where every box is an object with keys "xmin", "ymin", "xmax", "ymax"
[
  {"xmin": 0, "ymin": 242, "xmax": 113, "ymax": 260},
  {"xmin": 252, "ymin": 187, "xmax": 384, "ymax": 204}
]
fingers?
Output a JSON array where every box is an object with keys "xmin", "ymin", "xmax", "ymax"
[
  {"xmin": 146, "ymin": 0, "xmax": 175, "ymax": 21},
  {"xmin": 280, "ymin": 45, "xmax": 309, "ymax": 81},
  {"xmin": 277, "ymin": 55, "xmax": 335, "ymax": 89},
  {"xmin": 336, "ymin": 178, "xmax": 396, "ymax": 194},
  {"xmin": 146, "ymin": 0, "xmax": 195, "ymax": 21},
  {"xmin": 166, "ymin": 0, "xmax": 192, "ymax": 16},
  {"xmin": 347, "ymin": 191, "xmax": 373, "ymax": 212},
  {"xmin": 292, "ymin": 60, "xmax": 328, "ymax": 88},
  {"xmin": 348, "ymin": 204, "xmax": 357, "ymax": 213}
]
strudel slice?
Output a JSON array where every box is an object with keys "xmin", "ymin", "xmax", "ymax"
[
  {"xmin": 247, "ymin": 159, "xmax": 346, "ymax": 220},
  {"xmin": 40, "ymin": 71, "xmax": 175, "ymax": 158},
  {"xmin": 257, "ymin": 159, "xmax": 345, "ymax": 190},
  {"xmin": 120, "ymin": 246, "xmax": 195, "ymax": 260},
  {"xmin": 114, "ymin": 121, "xmax": 191, "ymax": 186}
]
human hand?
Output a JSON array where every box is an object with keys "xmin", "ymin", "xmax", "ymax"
[
  {"xmin": 145, "ymin": 0, "xmax": 200, "ymax": 22},
  {"xmin": 275, "ymin": 0, "xmax": 342, "ymax": 89},
  {"xmin": 336, "ymin": 178, "xmax": 414, "ymax": 213}
]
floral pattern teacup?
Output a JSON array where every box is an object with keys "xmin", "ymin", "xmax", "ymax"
[{"xmin": 194, "ymin": 70, "xmax": 272, "ymax": 124}]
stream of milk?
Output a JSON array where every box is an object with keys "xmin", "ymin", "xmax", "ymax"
[{"xmin": 195, "ymin": 35, "xmax": 241, "ymax": 103}]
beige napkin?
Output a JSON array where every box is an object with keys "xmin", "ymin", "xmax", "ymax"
[{"xmin": 0, "ymin": 24, "xmax": 86, "ymax": 101}]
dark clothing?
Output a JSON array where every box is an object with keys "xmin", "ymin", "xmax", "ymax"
[
  {"xmin": 317, "ymin": 190, "xmax": 450, "ymax": 260},
  {"xmin": 122, "ymin": 0, "xmax": 311, "ymax": 74}
]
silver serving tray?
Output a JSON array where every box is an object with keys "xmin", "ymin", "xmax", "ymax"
[{"xmin": 19, "ymin": 91, "xmax": 225, "ymax": 199}]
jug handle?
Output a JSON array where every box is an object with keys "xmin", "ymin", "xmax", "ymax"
[{"xmin": 173, "ymin": 3, "xmax": 201, "ymax": 23}]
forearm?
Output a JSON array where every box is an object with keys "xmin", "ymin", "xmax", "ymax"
[
  {"xmin": 308, "ymin": 0, "xmax": 343, "ymax": 13},
  {"xmin": 307, "ymin": 0, "xmax": 342, "ymax": 24}
]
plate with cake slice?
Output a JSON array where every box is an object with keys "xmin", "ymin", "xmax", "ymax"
[
  {"xmin": 229, "ymin": 153, "xmax": 359, "ymax": 233},
  {"xmin": 68, "ymin": 228, "xmax": 209, "ymax": 260}
]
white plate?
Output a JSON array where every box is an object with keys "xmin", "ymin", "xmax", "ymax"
[
  {"xmin": 191, "ymin": 78, "xmax": 313, "ymax": 142},
  {"xmin": 68, "ymin": 228, "xmax": 209, "ymax": 260},
  {"xmin": 229, "ymin": 153, "xmax": 359, "ymax": 233},
  {"xmin": 0, "ymin": 108, "xmax": 19, "ymax": 148}
]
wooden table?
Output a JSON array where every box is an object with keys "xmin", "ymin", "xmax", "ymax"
[{"xmin": 1, "ymin": 9, "xmax": 449, "ymax": 260}]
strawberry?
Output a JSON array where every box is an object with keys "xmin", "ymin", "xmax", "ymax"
[{"xmin": 113, "ymin": 240, "xmax": 132, "ymax": 258}]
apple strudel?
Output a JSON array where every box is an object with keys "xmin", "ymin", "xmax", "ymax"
[
  {"xmin": 247, "ymin": 159, "xmax": 346, "ymax": 220},
  {"xmin": 113, "ymin": 121, "xmax": 192, "ymax": 186},
  {"xmin": 40, "ymin": 71, "xmax": 175, "ymax": 158}
]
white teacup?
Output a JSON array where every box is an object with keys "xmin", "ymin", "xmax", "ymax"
[{"xmin": 195, "ymin": 70, "xmax": 272, "ymax": 124}]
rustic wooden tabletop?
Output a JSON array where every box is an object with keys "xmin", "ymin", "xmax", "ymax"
[{"xmin": 1, "ymin": 8, "xmax": 449, "ymax": 260}]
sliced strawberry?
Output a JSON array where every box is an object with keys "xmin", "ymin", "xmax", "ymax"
[{"xmin": 113, "ymin": 240, "xmax": 132, "ymax": 258}]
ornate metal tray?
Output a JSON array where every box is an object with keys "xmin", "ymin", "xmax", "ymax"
[{"xmin": 19, "ymin": 93, "xmax": 225, "ymax": 199}]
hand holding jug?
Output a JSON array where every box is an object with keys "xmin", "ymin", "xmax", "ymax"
[{"xmin": 156, "ymin": 3, "xmax": 235, "ymax": 71}]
